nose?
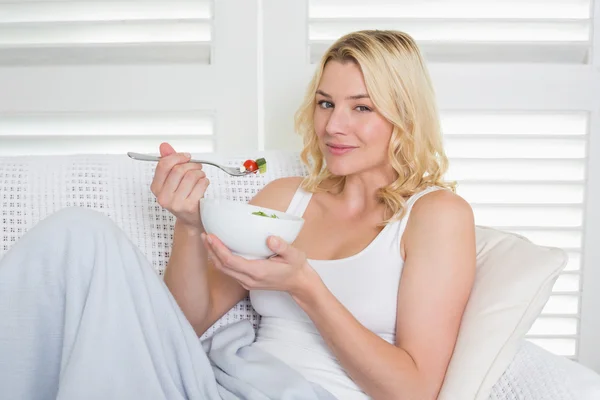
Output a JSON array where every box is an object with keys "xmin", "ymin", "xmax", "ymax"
[{"xmin": 325, "ymin": 106, "xmax": 350, "ymax": 136}]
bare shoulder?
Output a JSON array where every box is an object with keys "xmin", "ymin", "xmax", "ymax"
[
  {"xmin": 410, "ymin": 189, "xmax": 474, "ymax": 225},
  {"xmin": 248, "ymin": 176, "xmax": 304, "ymax": 212},
  {"xmin": 404, "ymin": 189, "xmax": 475, "ymax": 248}
]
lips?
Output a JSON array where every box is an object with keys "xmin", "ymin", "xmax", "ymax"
[{"xmin": 326, "ymin": 143, "xmax": 357, "ymax": 155}]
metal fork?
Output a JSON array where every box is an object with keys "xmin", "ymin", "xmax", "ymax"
[{"xmin": 126, "ymin": 152, "xmax": 252, "ymax": 177}]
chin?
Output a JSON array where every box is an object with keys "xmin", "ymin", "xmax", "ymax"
[
  {"xmin": 320, "ymin": 146, "xmax": 366, "ymax": 176},
  {"xmin": 324, "ymin": 159, "xmax": 357, "ymax": 177}
]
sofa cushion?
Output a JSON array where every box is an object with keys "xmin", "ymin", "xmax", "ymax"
[{"xmin": 439, "ymin": 226, "xmax": 567, "ymax": 400}]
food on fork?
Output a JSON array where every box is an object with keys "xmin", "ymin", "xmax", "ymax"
[{"xmin": 240, "ymin": 158, "xmax": 267, "ymax": 174}]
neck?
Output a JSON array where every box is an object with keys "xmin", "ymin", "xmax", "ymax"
[{"xmin": 329, "ymin": 168, "xmax": 396, "ymax": 217}]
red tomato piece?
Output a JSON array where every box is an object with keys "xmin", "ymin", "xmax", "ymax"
[{"xmin": 243, "ymin": 159, "xmax": 258, "ymax": 173}]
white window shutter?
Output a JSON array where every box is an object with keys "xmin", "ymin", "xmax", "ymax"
[
  {"xmin": 0, "ymin": 1, "xmax": 213, "ymax": 64},
  {"xmin": 0, "ymin": 0, "xmax": 260, "ymax": 155},
  {"xmin": 309, "ymin": 0, "xmax": 592, "ymax": 64},
  {"xmin": 442, "ymin": 110, "xmax": 588, "ymax": 358},
  {"xmin": 262, "ymin": 0, "xmax": 600, "ymax": 367}
]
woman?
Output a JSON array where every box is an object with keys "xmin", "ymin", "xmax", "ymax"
[{"xmin": 0, "ymin": 30, "xmax": 475, "ymax": 400}]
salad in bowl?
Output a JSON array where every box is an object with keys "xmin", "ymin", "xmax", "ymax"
[{"xmin": 199, "ymin": 198, "xmax": 304, "ymax": 259}]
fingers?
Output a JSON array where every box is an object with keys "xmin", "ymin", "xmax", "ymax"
[
  {"xmin": 205, "ymin": 234, "xmax": 241, "ymax": 271},
  {"xmin": 172, "ymin": 166, "xmax": 206, "ymax": 199},
  {"xmin": 151, "ymin": 152, "xmax": 191, "ymax": 194},
  {"xmin": 266, "ymin": 236, "xmax": 305, "ymax": 265},
  {"xmin": 170, "ymin": 169, "xmax": 208, "ymax": 213},
  {"xmin": 187, "ymin": 175, "xmax": 210, "ymax": 202},
  {"xmin": 155, "ymin": 162, "xmax": 202, "ymax": 207},
  {"xmin": 159, "ymin": 142, "xmax": 176, "ymax": 157}
]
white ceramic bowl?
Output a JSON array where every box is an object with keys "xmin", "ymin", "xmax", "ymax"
[{"xmin": 199, "ymin": 198, "xmax": 305, "ymax": 259}]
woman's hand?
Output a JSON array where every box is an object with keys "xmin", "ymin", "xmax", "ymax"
[
  {"xmin": 201, "ymin": 233, "xmax": 316, "ymax": 294},
  {"xmin": 150, "ymin": 142, "xmax": 210, "ymax": 230}
]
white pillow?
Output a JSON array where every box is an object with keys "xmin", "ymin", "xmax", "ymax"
[{"xmin": 438, "ymin": 226, "xmax": 568, "ymax": 400}]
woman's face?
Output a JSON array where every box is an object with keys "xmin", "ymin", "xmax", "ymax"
[{"xmin": 313, "ymin": 60, "xmax": 394, "ymax": 177}]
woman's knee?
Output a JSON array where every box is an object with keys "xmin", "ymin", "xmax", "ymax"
[{"xmin": 35, "ymin": 207, "xmax": 121, "ymax": 238}]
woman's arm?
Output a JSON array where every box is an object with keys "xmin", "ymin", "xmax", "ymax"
[
  {"xmin": 291, "ymin": 190, "xmax": 476, "ymax": 400},
  {"xmin": 166, "ymin": 176, "xmax": 303, "ymax": 336},
  {"xmin": 165, "ymin": 221, "xmax": 249, "ymax": 336}
]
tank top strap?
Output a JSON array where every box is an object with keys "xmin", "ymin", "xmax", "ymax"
[{"xmin": 285, "ymin": 185, "xmax": 314, "ymax": 218}]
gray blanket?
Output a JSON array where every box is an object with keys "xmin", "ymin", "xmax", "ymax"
[{"xmin": 0, "ymin": 208, "xmax": 336, "ymax": 400}]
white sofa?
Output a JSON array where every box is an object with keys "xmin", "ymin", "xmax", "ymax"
[{"xmin": 1, "ymin": 151, "xmax": 600, "ymax": 400}]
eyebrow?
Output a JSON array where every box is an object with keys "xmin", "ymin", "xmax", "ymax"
[{"xmin": 316, "ymin": 89, "xmax": 370, "ymax": 100}]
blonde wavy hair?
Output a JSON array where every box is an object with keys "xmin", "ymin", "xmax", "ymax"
[{"xmin": 295, "ymin": 30, "xmax": 456, "ymax": 224}]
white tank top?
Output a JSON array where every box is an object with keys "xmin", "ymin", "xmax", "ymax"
[{"xmin": 249, "ymin": 184, "xmax": 443, "ymax": 399}]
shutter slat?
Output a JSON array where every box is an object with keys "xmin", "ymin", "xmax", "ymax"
[
  {"xmin": 526, "ymin": 338, "xmax": 577, "ymax": 356},
  {"xmin": 0, "ymin": 112, "xmax": 213, "ymax": 137},
  {"xmin": 456, "ymin": 182, "xmax": 585, "ymax": 204},
  {"xmin": 0, "ymin": 135, "xmax": 214, "ymax": 156},
  {"xmin": 0, "ymin": 42, "xmax": 210, "ymax": 65},
  {"xmin": 542, "ymin": 295, "xmax": 580, "ymax": 315},
  {"xmin": 529, "ymin": 317, "xmax": 578, "ymax": 336},
  {"xmin": 506, "ymin": 229, "xmax": 582, "ymax": 248},
  {"xmin": 310, "ymin": 40, "xmax": 590, "ymax": 64},
  {"xmin": 310, "ymin": 19, "xmax": 589, "ymax": 42},
  {"xmin": 445, "ymin": 137, "xmax": 586, "ymax": 159},
  {"xmin": 553, "ymin": 274, "xmax": 581, "ymax": 292},
  {"xmin": 0, "ymin": 20, "xmax": 211, "ymax": 46},
  {"xmin": 447, "ymin": 159, "xmax": 586, "ymax": 181},
  {"xmin": 564, "ymin": 252, "xmax": 581, "ymax": 271},
  {"xmin": 2, "ymin": 1, "xmax": 211, "ymax": 23},
  {"xmin": 473, "ymin": 205, "xmax": 582, "ymax": 228},
  {"xmin": 0, "ymin": 111, "xmax": 214, "ymax": 156},
  {"xmin": 441, "ymin": 111, "xmax": 588, "ymax": 135}
]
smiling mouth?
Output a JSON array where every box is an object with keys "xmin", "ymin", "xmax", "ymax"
[{"xmin": 325, "ymin": 144, "xmax": 357, "ymax": 155}]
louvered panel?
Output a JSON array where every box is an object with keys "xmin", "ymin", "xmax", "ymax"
[
  {"xmin": 308, "ymin": 0, "xmax": 592, "ymax": 63},
  {"xmin": 0, "ymin": 1, "xmax": 213, "ymax": 64},
  {"xmin": 439, "ymin": 110, "xmax": 588, "ymax": 358}
]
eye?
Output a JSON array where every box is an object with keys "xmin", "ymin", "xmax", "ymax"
[
  {"xmin": 318, "ymin": 100, "xmax": 333, "ymax": 109},
  {"xmin": 355, "ymin": 105, "xmax": 372, "ymax": 112}
]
